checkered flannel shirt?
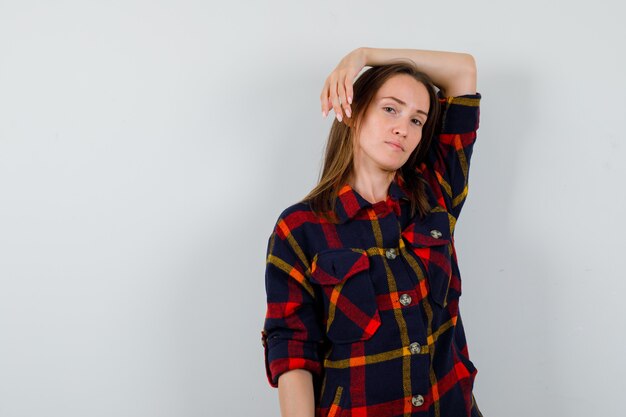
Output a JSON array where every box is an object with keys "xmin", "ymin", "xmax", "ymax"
[{"xmin": 262, "ymin": 93, "xmax": 483, "ymax": 417}]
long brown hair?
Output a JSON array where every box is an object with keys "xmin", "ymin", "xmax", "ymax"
[{"xmin": 302, "ymin": 60, "xmax": 441, "ymax": 223}]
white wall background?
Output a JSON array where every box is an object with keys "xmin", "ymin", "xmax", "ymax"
[{"xmin": 1, "ymin": 1, "xmax": 624, "ymax": 416}]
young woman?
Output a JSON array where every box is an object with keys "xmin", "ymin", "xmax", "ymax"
[{"xmin": 262, "ymin": 47, "xmax": 483, "ymax": 417}]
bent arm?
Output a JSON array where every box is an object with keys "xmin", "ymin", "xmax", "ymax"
[
  {"xmin": 278, "ymin": 369, "xmax": 315, "ymax": 417},
  {"xmin": 361, "ymin": 47, "xmax": 477, "ymax": 97},
  {"xmin": 262, "ymin": 219, "xmax": 324, "ymax": 414}
]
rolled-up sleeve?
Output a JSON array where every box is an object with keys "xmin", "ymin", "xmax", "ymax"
[
  {"xmin": 427, "ymin": 93, "xmax": 481, "ymax": 221},
  {"xmin": 261, "ymin": 217, "xmax": 324, "ymax": 388}
]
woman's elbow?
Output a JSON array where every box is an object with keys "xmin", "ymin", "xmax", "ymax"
[
  {"xmin": 445, "ymin": 53, "xmax": 477, "ymax": 96},
  {"xmin": 459, "ymin": 53, "xmax": 477, "ymax": 84},
  {"xmin": 462, "ymin": 53, "xmax": 476, "ymax": 73}
]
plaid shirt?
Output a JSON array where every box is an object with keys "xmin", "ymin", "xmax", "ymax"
[{"xmin": 262, "ymin": 93, "xmax": 483, "ymax": 417}]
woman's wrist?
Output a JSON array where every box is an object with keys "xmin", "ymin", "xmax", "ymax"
[{"xmin": 360, "ymin": 47, "xmax": 385, "ymax": 67}]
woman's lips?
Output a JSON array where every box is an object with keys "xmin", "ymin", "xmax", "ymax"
[{"xmin": 385, "ymin": 141, "xmax": 404, "ymax": 151}]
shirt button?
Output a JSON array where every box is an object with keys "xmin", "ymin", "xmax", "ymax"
[
  {"xmin": 385, "ymin": 248, "xmax": 397, "ymax": 259},
  {"xmin": 399, "ymin": 293, "xmax": 412, "ymax": 306},
  {"xmin": 430, "ymin": 229, "xmax": 443, "ymax": 239},
  {"xmin": 411, "ymin": 394, "xmax": 424, "ymax": 407},
  {"xmin": 409, "ymin": 342, "xmax": 421, "ymax": 354}
]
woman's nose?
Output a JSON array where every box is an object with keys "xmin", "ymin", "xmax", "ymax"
[{"xmin": 393, "ymin": 119, "xmax": 409, "ymax": 136}]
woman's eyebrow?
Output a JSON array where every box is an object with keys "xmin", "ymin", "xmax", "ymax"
[{"xmin": 380, "ymin": 96, "xmax": 428, "ymax": 116}]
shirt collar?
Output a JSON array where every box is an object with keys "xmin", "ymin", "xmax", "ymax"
[{"xmin": 334, "ymin": 171, "xmax": 411, "ymax": 224}]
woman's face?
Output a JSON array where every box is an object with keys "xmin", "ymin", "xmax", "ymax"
[{"xmin": 353, "ymin": 74, "xmax": 431, "ymax": 173}]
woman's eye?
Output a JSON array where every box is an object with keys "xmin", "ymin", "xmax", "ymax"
[{"xmin": 384, "ymin": 107, "xmax": 422, "ymax": 126}]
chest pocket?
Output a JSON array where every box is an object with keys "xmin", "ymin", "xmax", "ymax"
[
  {"xmin": 401, "ymin": 210, "xmax": 454, "ymax": 308},
  {"xmin": 308, "ymin": 248, "xmax": 381, "ymax": 344}
]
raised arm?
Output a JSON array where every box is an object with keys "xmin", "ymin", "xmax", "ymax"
[
  {"xmin": 321, "ymin": 47, "xmax": 477, "ymax": 122},
  {"xmin": 362, "ymin": 47, "xmax": 477, "ymax": 97}
]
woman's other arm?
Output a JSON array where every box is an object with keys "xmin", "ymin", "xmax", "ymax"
[
  {"xmin": 262, "ymin": 222, "xmax": 323, "ymax": 415},
  {"xmin": 277, "ymin": 369, "xmax": 315, "ymax": 417},
  {"xmin": 321, "ymin": 47, "xmax": 477, "ymax": 122}
]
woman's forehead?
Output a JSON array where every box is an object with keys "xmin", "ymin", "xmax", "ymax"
[{"xmin": 377, "ymin": 75, "xmax": 428, "ymax": 98}]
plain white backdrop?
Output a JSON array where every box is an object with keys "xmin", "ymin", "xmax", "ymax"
[{"xmin": 1, "ymin": 1, "xmax": 625, "ymax": 416}]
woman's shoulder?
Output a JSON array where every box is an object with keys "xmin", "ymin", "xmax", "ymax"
[
  {"xmin": 274, "ymin": 199, "xmax": 315, "ymax": 223},
  {"xmin": 268, "ymin": 200, "xmax": 327, "ymax": 263},
  {"xmin": 270, "ymin": 199, "xmax": 323, "ymax": 239}
]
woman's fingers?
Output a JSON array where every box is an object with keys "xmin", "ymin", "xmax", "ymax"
[
  {"xmin": 321, "ymin": 48, "xmax": 364, "ymax": 122},
  {"xmin": 320, "ymin": 51, "xmax": 365, "ymax": 121},
  {"xmin": 321, "ymin": 75, "xmax": 351, "ymax": 123},
  {"xmin": 320, "ymin": 81, "xmax": 330, "ymax": 118},
  {"xmin": 336, "ymin": 74, "xmax": 351, "ymax": 119},
  {"xmin": 342, "ymin": 75, "xmax": 352, "ymax": 118},
  {"xmin": 331, "ymin": 79, "xmax": 344, "ymax": 122},
  {"xmin": 345, "ymin": 77, "xmax": 353, "ymax": 106}
]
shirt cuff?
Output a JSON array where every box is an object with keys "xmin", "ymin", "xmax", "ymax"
[
  {"xmin": 262, "ymin": 330, "xmax": 323, "ymax": 388},
  {"xmin": 437, "ymin": 92, "xmax": 481, "ymax": 134}
]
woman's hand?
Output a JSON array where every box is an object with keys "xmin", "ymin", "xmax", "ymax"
[{"xmin": 320, "ymin": 47, "xmax": 367, "ymax": 122}]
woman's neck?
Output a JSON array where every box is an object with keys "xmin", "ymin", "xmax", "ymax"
[{"xmin": 348, "ymin": 170, "xmax": 396, "ymax": 205}]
